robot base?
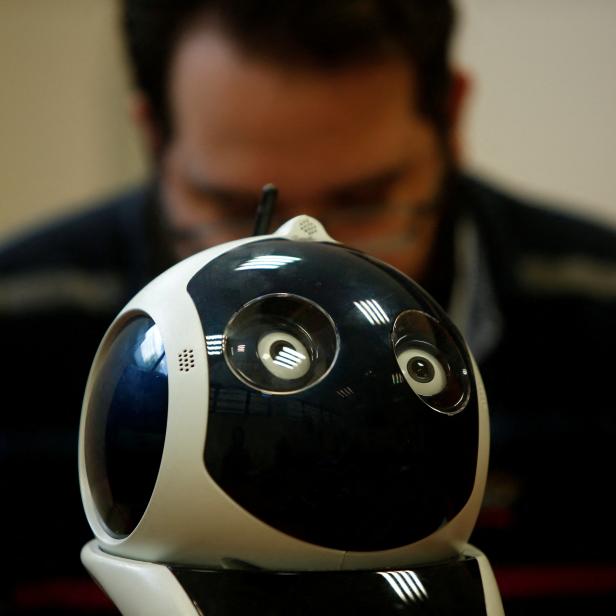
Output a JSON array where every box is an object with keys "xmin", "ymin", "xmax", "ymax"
[{"xmin": 82, "ymin": 541, "xmax": 504, "ymax": 615}]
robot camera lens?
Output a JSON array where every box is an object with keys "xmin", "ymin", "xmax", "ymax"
[
  {"xmin": 392, "ymin": 310, "xmax": 471, "ymax": 414},
  {"xmin": 398, "ymin": 347, "xmax": 446, "ymax": 398},
  {"xmin": 224, "ymin": 294, "xmax": 338, "ymax": 394},
  {"xmin": 257, "ymin": 331, "xmax": 311, "ymax": 381},
  {"xmin": 408, "ymin": 356, "xmax": 435, "ymax": 383}
]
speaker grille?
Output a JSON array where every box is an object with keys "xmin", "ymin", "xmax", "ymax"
[
  {"xmin": 178, "ymin": 349, "xmax": 195, "ymax": 372},
  {"xmin": 299, "ymin": 218, "xmax": 318, "ymax": 235}
]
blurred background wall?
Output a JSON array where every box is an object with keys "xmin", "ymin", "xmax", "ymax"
[
  {"xmin": 1, "ymin": 0, "xmax": 615, "ymax": 240},
  {"xmin": 0, "ymin": 0, "xmax": 146, "ymax": 238},
  {"xmin": 456, "ymin": 0, "xmax": 616, "ymax": 227}
]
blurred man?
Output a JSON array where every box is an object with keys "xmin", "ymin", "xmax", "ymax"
[{"xmin": 0, "ymin": 1, "xmax": 614, "ymax": 614}]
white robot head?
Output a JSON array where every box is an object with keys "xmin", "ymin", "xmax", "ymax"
[{"xmin": 79, "ymin": 216, "xmax": 489, "ymax": 573}]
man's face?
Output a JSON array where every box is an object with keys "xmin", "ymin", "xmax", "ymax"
[{"xmin": 160, "ymin": 24, "xmax": 450, "ymax": 280}]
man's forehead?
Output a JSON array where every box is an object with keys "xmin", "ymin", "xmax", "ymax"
[
  {"xmin": 171, "ymin": 24, "xmax": 421, "ymax": 133},
  {"xmin": 172, "ymin": 18, "xmax": 416, "ymax": 94},
  {"xmin": 169, "ymin": 23, "xmax": 435, "ymax": 197}
]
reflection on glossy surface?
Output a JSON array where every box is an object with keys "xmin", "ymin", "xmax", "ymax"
[
  {"xmin": 187, "ymin": 239, "xmax": 478, "ymax": 551},
  {"xmin": 171, "ymin": 554, "xmax": 486, "ymax": 615},
  {"xmin": 85, "ymin": 316, "xmax": 168, "ymax": 537},
  {"xmin": 206, "ymin": 334, "xmax": 224, "ymax": 356},
  {"xmin": 392, "ymin": 371, "xmax": 405, "ymax": 384},
  {"xmin": 134, "ymin": 325, "xmax": 166, "ymax": 370},
  {"xmin": 378, "ymin": 569, "xmax": 429, "ymax": 604},
  {"xmin": 354, "ymin": 298, "xmax": 391, "ymax": 325},
  {"xmin": 336, "ymin": 386, "xmax": 354, "ymax": 398},
  {"xmin": 235, "ymin": 254, "xmax": 302, "ymax": 270}
]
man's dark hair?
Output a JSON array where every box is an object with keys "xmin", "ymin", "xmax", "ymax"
[{"xmin": 122, "ymin": 0, "xmax": 456, "ymax": 138}]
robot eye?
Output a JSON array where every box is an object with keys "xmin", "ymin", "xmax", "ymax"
[
  {"xmin": 397, "ymin": 347, "xmax": 447, "ymax": 397},
  {"xmin": 224, "ymin": 294, "xmax": 338, "ymax": 394},
  {"xmin": 392, "ymin": 310, "xmax": 471, "ymax": 414},
  {"xmin": 257, "ymin": 331, "xmax": 311, "ymax": 380}
]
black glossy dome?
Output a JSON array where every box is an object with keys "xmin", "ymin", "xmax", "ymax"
[
  {"xmin": 84, "ymin": 315, "xmax": 168, "ymax": 538},
  {"xmin": 188, "ymin": 239, "xmax": 478, "ymax": 551}
]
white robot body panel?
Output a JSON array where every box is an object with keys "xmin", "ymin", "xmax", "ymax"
[{"xmin": 81, "ymin": 541, "xmax": 198, "ymax": 616}]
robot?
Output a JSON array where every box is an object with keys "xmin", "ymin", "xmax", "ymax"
[{"xmin": 78, "ymin": 203, "xmax": 505, "ymax": 614}]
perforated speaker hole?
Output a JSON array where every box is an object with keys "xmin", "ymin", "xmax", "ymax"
[
  {"xmin": 299, "ymin": 218, "xmax": 317, "ymax": 235},
  {"xmin": 178, "ymin": 349, "xmax": 195, "ymax": 372}
]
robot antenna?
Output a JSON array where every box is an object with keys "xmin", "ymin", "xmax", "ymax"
[{"xmin": 252, "ymin": 183, "xmax": 278, "ymax": 236}]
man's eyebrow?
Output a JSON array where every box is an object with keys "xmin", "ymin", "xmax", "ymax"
[
  {"xmin": 185, "ymin": 160, "xmax": 411, "ymax": 206},
  {"xmin": 187, "ymin": 174, "xmax": 259, "ymax": 206},
  {"xmin": 326, "ymin": 161, "xmax": 411, "ymax": 202}
]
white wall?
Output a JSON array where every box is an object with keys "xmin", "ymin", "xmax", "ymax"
[
  {"xmin": 0, "ymin": 1, "xmax": 614, "ymax": 238},
  {"xmin": 0, "ymin": 0, "xmax": 146, "ymax": 238},
  {"xmin": 456, "ymin": 0, "xmax": 616, "ymax": 226}
]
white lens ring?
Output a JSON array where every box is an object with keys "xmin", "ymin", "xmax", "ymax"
[
  {"xmin": 397, "ymin": 347, "xmax": 447, "ymax": 397},
  {"xmin": 257, "ymin": 331, "xmax": 311, "ymax": 380}
]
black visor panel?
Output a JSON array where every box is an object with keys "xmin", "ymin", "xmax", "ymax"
[
  {"xmin": 188, "ymin": 240, "xmax": 478, "ymax": 551},
  {"xmin": 84, "ymin": 315, "xmax": 168, "ymax": 538}
]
